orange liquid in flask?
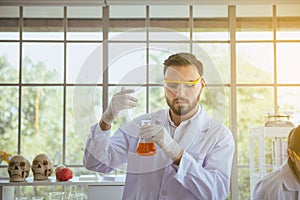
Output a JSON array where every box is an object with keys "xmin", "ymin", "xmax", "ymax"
[
  {"xmin": 136, "ymin": 142, "xmax": 156, "ymax": 156},
  {"xmin": 136, "ymin": 119, "xmax": 156, "ymax": 156}
]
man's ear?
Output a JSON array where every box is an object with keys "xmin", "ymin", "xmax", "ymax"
[{"xmin": 201, "ymin": 78, "xmax": 206, "ymax": 88}]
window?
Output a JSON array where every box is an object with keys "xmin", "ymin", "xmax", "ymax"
[{"xmin": 1, "ymin": 4, "xmax": 300, "ymax": 199}]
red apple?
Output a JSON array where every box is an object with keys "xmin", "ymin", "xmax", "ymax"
[
  {"xmin": 55, "ymin": 164, "xmax": 65, "ymax": 173},
  {"xmin": 55, "ymin": 165, "xmax": 73, "ymax": 181}
]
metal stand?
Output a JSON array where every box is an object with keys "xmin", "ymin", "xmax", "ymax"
[{"xmin": 249, "ymin": 126, "xmax": 292, "ymax": 200}]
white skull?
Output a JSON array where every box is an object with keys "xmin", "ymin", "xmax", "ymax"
[
  {"xmin": 31, "ymin": 153, "xmax": 53, "ymax": 180},
  {"xmin": 7, "ymin": 155, "xmax": 30, "ymax": 182}
]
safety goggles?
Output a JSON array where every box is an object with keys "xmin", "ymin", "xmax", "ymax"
[
  {"xmin": 164, "ymin": 76, "xmax": 202, "ymax": 91},
  {"xmin": 293, "ymin": 151, "xmax": 300, "ymax": 161}
]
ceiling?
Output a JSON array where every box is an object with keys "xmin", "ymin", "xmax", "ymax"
[{"xmin": 0, "ymin": 0, "xmax": 300, "ymax": 6}]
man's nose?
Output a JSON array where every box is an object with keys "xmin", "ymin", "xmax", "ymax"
[{"xmin": 174, "ymin": 85, "xmax": 186, "ymax": 96}]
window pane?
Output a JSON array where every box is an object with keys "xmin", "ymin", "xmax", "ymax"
[
  {"xmin": 23, "ymin": 19, "xmax": 64, "ymax": 40},
  {"xmin": 150, "ymin": 5, "xmax": 189, "ymax": 18},
  {"xmin": 67, "ymin": 7, "xmax": 102, "ymax": 41},
  {"xmin": 0, "ymin": 42, "xmax": 19, "ymax": 83},
  {"xmin": 277, "ymin": 4, "xmax": 300, "ymax": 17},
  {"xmin": 148, "ymin": 48, "xmax": 170, "ymax": 84},
  {"xmin": 23, "ymin": 6, "xmax": 63, "ymax": 18},
  {"xmin": 67, "ymin": 19, "xmax": 103, "ymax": 41},
  {"xmin": 23, "ymin": 7, "xmax": 63, "ymax": 40},
  {"xmin": 22, "ymin": 43, "xmax": 63, "ymax": 83},
  {"xmin": 68, "ymin": 6, "xmax": 102, "ymax": 18},
  {"xmin": 193, "ymin": 43, "xmax": 229, "ymax": 84},
  {"xmin": 0, "ymin": 6, "xmax": 19, "ymax": 17},
  {"xmin": 109, "ymin": 43, "xmax": 146, "ymax": 84},
  {"xmin": 149, "ymin": 27, "xmax": 189, "ymax": 41},
  {"xmin": 277, "ymin": 43, "xmax": 300, "ymax": 84},
  {"xmin": 148, "ymin": 43, "xmax": 190, "ymax": 84},
  {"xmin": 238, "ymin": 168, "xmax": 251, "ymax": 200},
  {"xmin": 277, "ymin": 17, "xmax": 300, "ymax": 40},
  {"xmin": 109, "ymin": 6, "xmax": 146, "ymax": 41},
  {"xmin": 0, "ymin": 6, "xmax": 19, "ymax": 40},
  {"xmin": 109, "ymin": 86, "xmax": 146, "ymax": 131},
  {"xmin": 21, "ymin": 86, "xmax": 63, "ymax": 164},
  {"xmin": 237, "ymin": 43, "xmax": 273, "ymax": 83},
  {"xmin": 149, "ymin": 43, "xmax": 190, "ymax": 84},
  {"xmin": 109, "ymin": 26, "xmax": 146, "ymax": 41},
  {"xmin": 110, "ymin": 5, "xmax": 145, "ymax": 18},
  {"xmin": 237, "ymin": 87, "xmax": 274, "ymax": 165},
  {"xmin": 237, "ymin": 86, "xmax": 274, "ymax": 200},
  {"xmin": 202, "ymin": 86, "xmax": 227, "ymax": 124},
  {"xmin": 150, "ymin": 6, "xmax": 189, "ymax": 41},
  {"xmin": 193, "ymin": 6, "xmax": 228, "ymax": 41},
  {"xmin": 236, "ymin": 5, "xmax": 273, "ymax": 41},
  {"xmin": 0, "ymin": 18, "xmax": 19, "ymax": 40},
  {"xmin": 236, "ymin": 18, "xmax": 273, "ymax": 40},
  {"xmin": 67, "ymin": 43, "xmax": 103, "ymax": 84},
  {"xmin": 236, "ymin": 5, "xmax": 272, "ymax": 17},
  {"xmin": 193, "ymin": 5, "xmax": 227, "ymax": 18},
  {"xmin": 193, "ymin": 18, "xmax": 228, "ymax": 41},
  {"xmin": 66, "ymin": 86, "xmax": 102, "ymax": 165},
  {"xmin": 149, "ymin": 86, "xmax": 166, "ymax": 113},
  {"xmin": 0, "ymin": 86, "xmax": 18, "ymax": 158},
  {"xmin": 278, "ymin": 87, "xmax": 300, "ymax": 125}
]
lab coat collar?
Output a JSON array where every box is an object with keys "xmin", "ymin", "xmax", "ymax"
[
  {"xmin": 166, "ymin": 106, "xmax": 203, "ymax": 128},
  {"xmin": 282, "ymin": 160, "xmax": 300, "ymax": 191},
  {"xmin": 163, "ymin": 105, "xmax": 211, "ymax": 150},
  {"xmin": 165, "ymin": 105, "xmax": 210, "ymax": 132}
]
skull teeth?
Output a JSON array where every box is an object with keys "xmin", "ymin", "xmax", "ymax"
[{"xmin": 11, "ymin": 174, "xmax": 22, "ymax": 177}]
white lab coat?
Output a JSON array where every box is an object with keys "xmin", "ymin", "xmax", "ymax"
[
  {"xmin": 253, "ymin": 160, "xmax": 300, "ymax": 200},
  {"xmin": 84, "ymin": 106, "xmax": 235, "ymax": 200}
]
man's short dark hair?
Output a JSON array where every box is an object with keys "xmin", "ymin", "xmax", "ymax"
[{"xmin": 163, "ymin": 53, "xmax": 203, "ymax": 76}]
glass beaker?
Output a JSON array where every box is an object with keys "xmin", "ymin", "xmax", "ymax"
[
  {"xmin": 31, "ymin": 197, "xmax": 44, "ymax": 200},
  {"xmin": 49, "ymin": 192, "xmax": 65, "ymax": 200},
  {"xmin": 68, "ymin": 193, "xmax": 83, "ymax": 200},
  {"xmin": 136, "ymin": 119, "xmax": 156, "ymax": 156}
]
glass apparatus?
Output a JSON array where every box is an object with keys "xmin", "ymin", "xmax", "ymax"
[{"xmin": 136, "ymin": 119, "xmax": 156, "ymax": 156}]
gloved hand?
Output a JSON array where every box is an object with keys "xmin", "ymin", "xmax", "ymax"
[
  {"xmin": 139, "ymin": 124, "xmax": 183, "ymax": 161},
  {"xmin": 101, "ymin": 87, "xmax": 138, "ymax": 125}
]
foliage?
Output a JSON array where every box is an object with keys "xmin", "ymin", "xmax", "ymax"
[{"xmin": 0, "ymin": 44, "xmax": 296, "ymax": 199}]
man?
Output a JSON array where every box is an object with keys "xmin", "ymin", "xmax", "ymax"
[
  {"xmin": 84, "ymin": 52, "xmax": 235, "ymax": 199},
  {"xmin": 253, "ymin": 125, "xmax": 300, "ymax": 200}
]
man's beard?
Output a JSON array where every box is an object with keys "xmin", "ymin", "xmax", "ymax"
[{"xmin": 166, "ymin": 93, "xmax": 200, "ymax": 116}]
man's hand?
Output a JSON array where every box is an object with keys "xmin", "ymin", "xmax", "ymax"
[
  {"xmin": 139, "ymin": 124, "xmax": 183, "ymax": 161},
  {"xmin": 101, "ymin": 87, "xmax": 138, "ymax": 125}
]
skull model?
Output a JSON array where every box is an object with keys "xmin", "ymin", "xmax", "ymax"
[
  {"xmin": 31, "ymin": 153, "xmax": 53, "ymax": 181},
  {"xmin": 7, "ymin": 155, "xmax": 30, "ymax": 182}
]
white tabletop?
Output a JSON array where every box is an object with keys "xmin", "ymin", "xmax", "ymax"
[{"xmin": 0, "ymin": 176, "xmax": 125, "ymax": 186}]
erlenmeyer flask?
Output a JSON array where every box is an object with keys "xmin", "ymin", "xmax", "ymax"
[{"xmin": 136, "ymin": 119, "xmax": 156, "ymax": 156}]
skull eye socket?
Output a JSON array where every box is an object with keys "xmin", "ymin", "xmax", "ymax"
[
  {"xmin": 9, "ymin": 162, "xmax": 16, "ymax": 166},
  {"xmin": 20, "ymin": 162, "xmax": 26, "ymax": 167},
  {"xmin": 33, "ymin": 160, "xmax": 38, "ymax": 165},
  {"xmin": 43, "ymin": 160, "xmax": 48, "ymax": 165}
]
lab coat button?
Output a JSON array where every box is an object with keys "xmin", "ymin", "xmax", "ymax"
[{"xmin": 161, "ymin": 191, "xmax": 167, "ymax": 196}]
